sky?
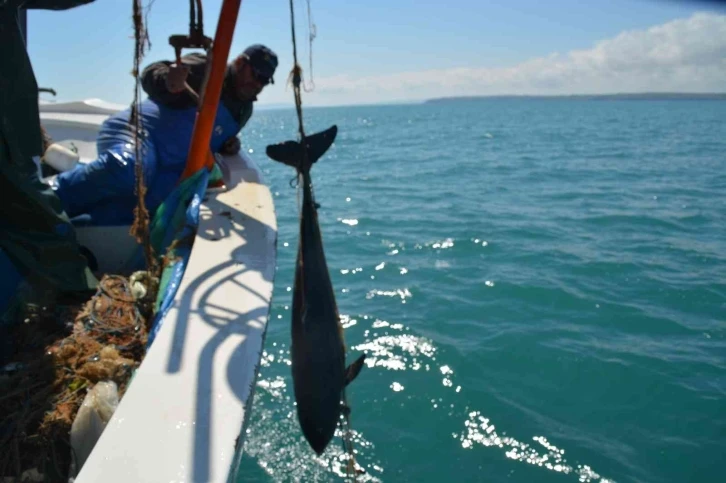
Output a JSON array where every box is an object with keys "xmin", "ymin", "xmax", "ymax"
[{"xmin": 25, "ymin": 0, "xmax": 726, "ymax": 107}]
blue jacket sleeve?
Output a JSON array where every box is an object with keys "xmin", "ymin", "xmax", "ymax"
[{"xmin": 53, "ymin": 143, "xmax": 157, "ymax": 219}]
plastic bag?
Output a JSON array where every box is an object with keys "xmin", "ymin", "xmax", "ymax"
[{"xmin": 68, "ymin": 381, "xmax": 120, "ymax": 480}]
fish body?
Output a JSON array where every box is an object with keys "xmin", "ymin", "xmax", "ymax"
[{"xmin": 266, "ymin": 126, "xmax": 365, "ymax": 454}]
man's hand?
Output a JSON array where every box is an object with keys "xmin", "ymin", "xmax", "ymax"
[
  {"xmin": 219, "ymin": 136, "xmax": 241, "ymax": 155},
  {"xmin": 165, "ymin": 63, "xmax": 191, "ymax": 94}
]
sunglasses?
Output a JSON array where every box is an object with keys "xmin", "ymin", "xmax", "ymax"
[{"xmin": 250, "ymin": 67, "xmax": 272, "ymax": 86}]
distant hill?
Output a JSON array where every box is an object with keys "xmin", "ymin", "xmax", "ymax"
[
  {"xmin": 425, "ymin": 93, "xmax": 726, "ymax": 103},
  {"xmin": 255, "ymin": 103, "xmax": 293, "ymax": 111}
]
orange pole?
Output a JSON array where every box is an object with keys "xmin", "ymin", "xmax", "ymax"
[{"xmin": 180, "ymin": 0, "xmax": 243, "ymax": 180}]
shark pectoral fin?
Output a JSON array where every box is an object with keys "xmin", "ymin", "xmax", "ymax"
[
  {"xmin": 265, "ymin": 125, "xmax": 338, "ymax": 172},
  {"xmin": 344, "ymin": 354, "xmax": 366, "ymax": 387}
]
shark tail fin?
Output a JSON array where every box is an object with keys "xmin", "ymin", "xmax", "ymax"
[{"xmin": 265, "ymin": 125, "xmax": 338, "ymax": 172}]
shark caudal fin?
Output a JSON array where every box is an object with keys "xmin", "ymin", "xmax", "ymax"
[{"xmin": 265, "ymin": 125, "xmax": 337, "ymax": 172}]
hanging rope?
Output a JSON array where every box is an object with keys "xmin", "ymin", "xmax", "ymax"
[
  {"xmin": 288, "ymin": 0, "xmax": 307, "ymax": 146},
  {"xmin": 287, "ymin": 0, "xmax": 308, "ymax": 200},
  {"xmin": 130, "ymin": 0, "xmax": 157, "ymax": 276},
  {"xmin": 304, "ymin": 0, "xmax": 316, "ymax": 92},
  {"xmin": 340, "ymin": 396, "xmax": 362, "ymax": 478}
]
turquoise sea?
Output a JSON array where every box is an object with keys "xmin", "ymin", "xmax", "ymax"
[{"xmin": 236, "ymin": 99, "xmax": 726, "ymax": 483}]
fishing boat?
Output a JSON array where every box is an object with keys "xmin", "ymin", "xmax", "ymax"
[
  {"xmin": 1, "ymin": 1, "xmax": 278, "ymax": 481},
  {"xmin": 44, "ymin": 98, "xmax": 276, "ymax": 483}
]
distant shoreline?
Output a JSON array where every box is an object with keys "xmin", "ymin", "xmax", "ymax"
[{"xmin": 425, "ymin": 93, "xmax": 726, "ymax": 103}]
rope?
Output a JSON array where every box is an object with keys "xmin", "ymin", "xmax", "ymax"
[
  {"xmin": 304, "ymin": 0, "xmax": 316, "ymax": 91},
  {"xmin": 87, "ymin": 276, "xmax": 142, "ymax": 336},
  {"xmin": 288, "ymin": 0, "xmax": 309, "ymax": 208},
  {"xmin": 288, "ymin": 0, "xmax": 307, "ymax": 146},
  {"xmin": 340, "ymin": 394, "xmax": 361, "ymax": 479},
  {"xmin": 130, "ymin": 0, "xmax": 157, "ymax": 277}
]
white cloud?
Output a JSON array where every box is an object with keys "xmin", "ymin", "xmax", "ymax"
[{"xmin": 273, "ymin": 12, "xmax": 726, "ymax": 106}]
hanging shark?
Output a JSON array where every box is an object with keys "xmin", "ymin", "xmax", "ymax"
[{"xmin": 266, "ymin": 125, "xmax": 366, "ymax": 455}]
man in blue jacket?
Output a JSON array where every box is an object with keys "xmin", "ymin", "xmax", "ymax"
[{"xmin": 52, "ymin": 44, "xmax": 278, "ymax": 225}]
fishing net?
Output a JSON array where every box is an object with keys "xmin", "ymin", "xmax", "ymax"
[
  {"xmin": 0, "ymin": 165, "xmax": 210, "ymax": 481},
  {"xmin": 0, "ymin": 275, "xmax": 148, "ymax": 482}
]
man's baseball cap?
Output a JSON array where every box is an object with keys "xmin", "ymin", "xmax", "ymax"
[{"xmin": 242, "ymin": 44, "xmax": 278, "ymax": 84}]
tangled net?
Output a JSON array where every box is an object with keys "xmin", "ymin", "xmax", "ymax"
[{"xmin": 0, "ymin": 275, "xmax": 150, "ymax": 482}]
